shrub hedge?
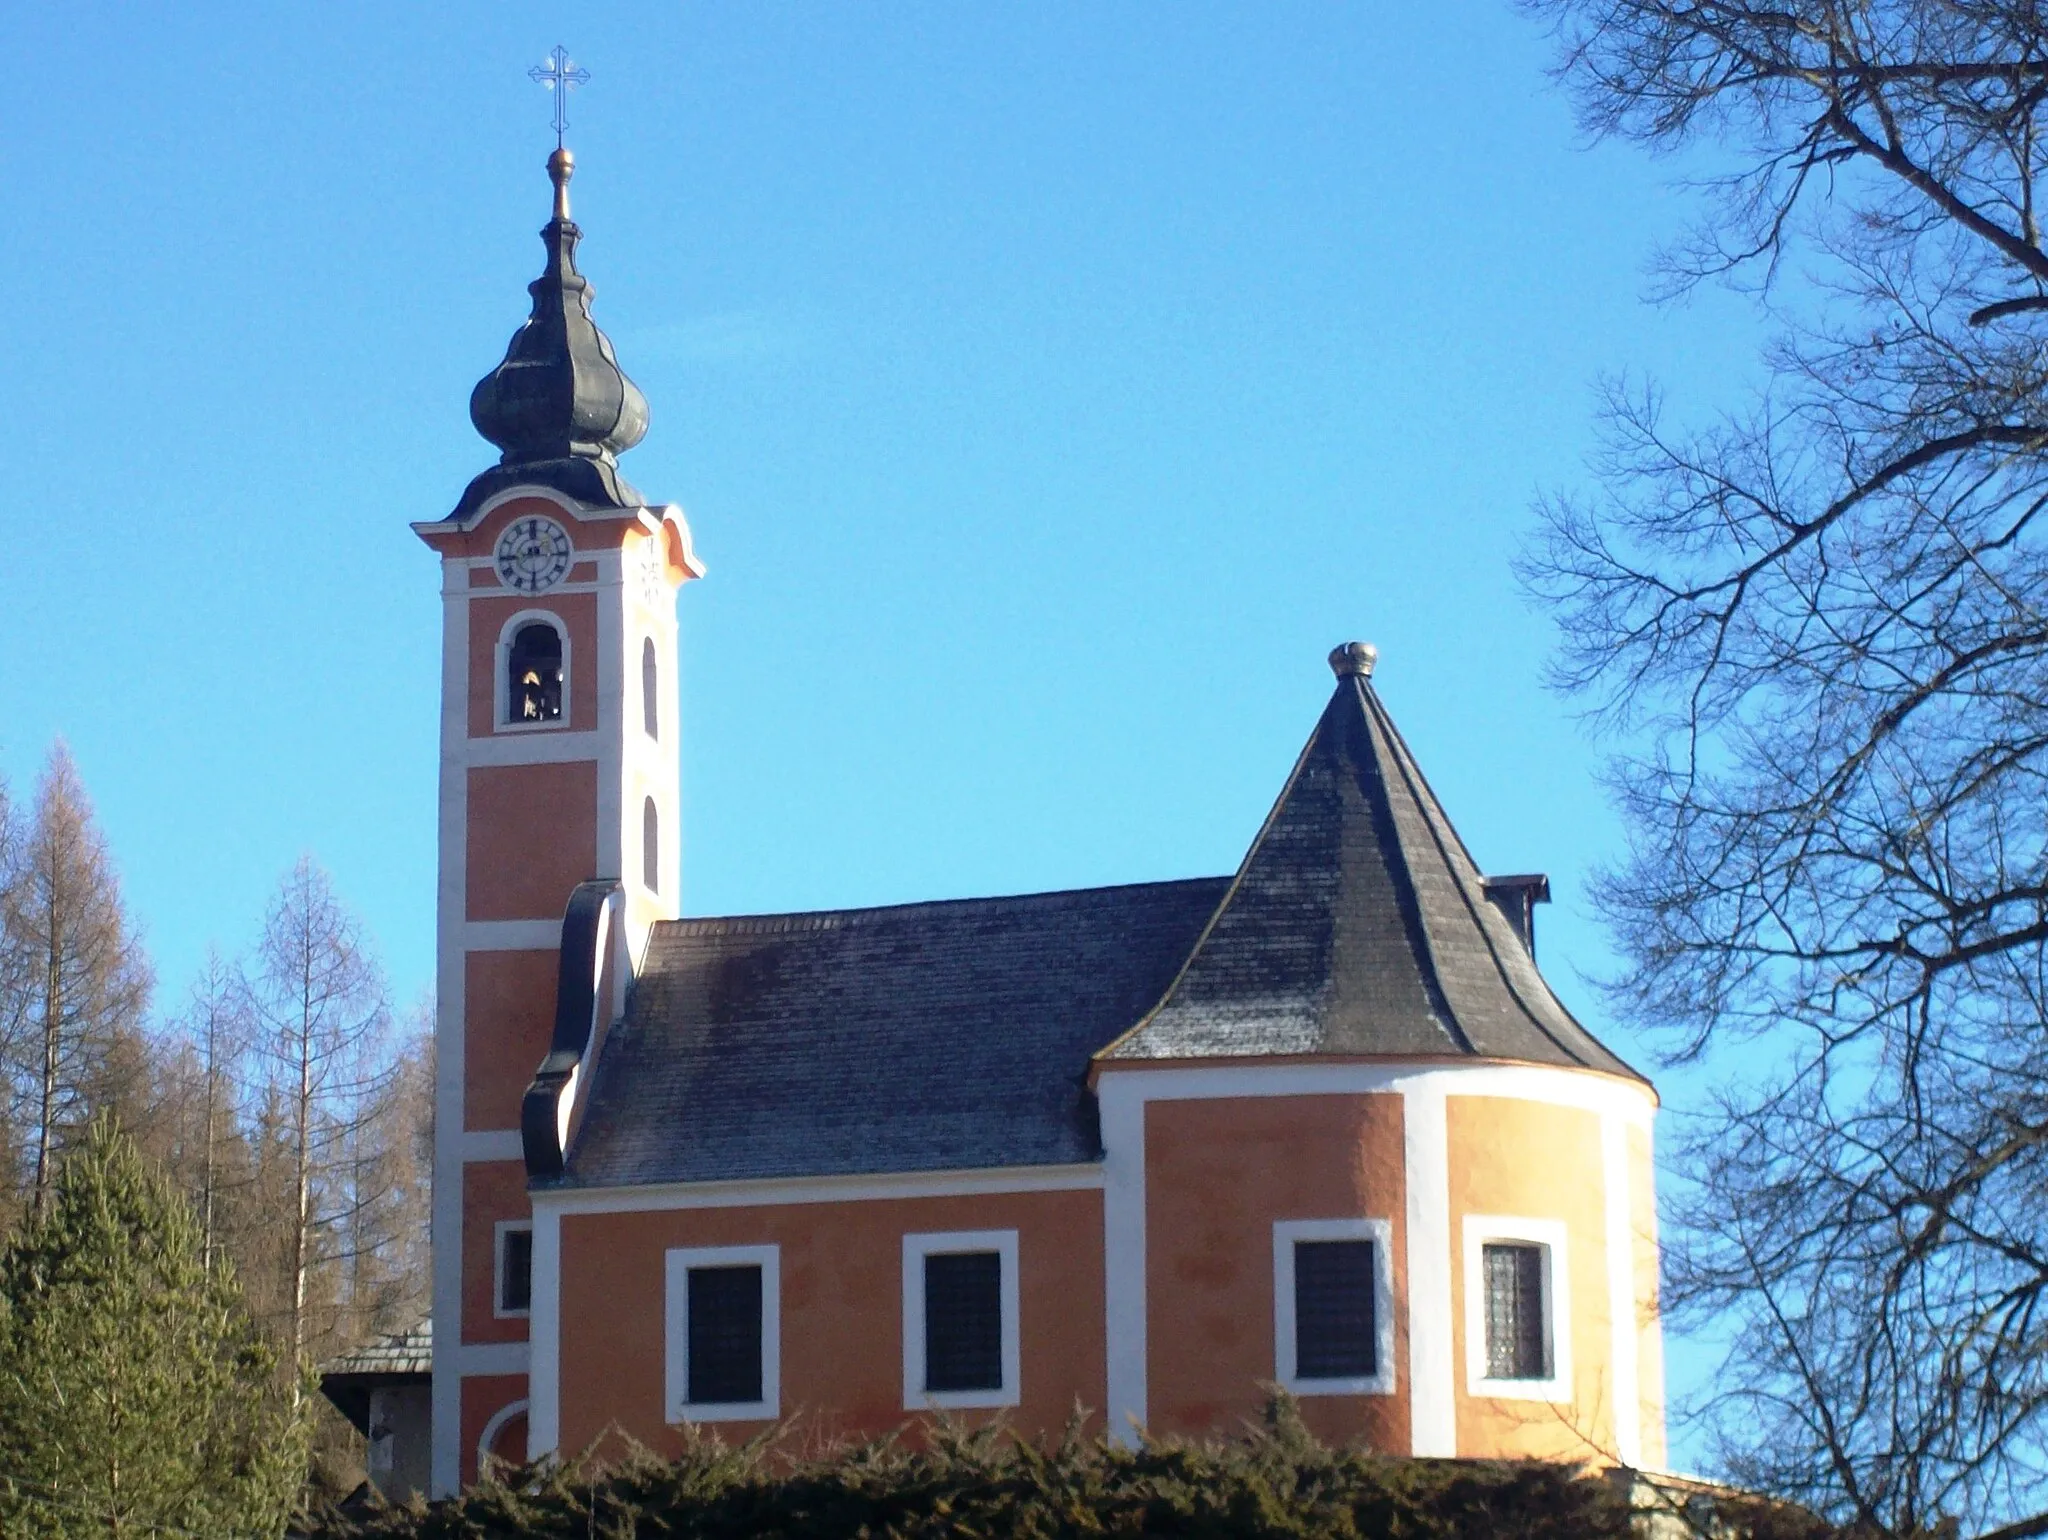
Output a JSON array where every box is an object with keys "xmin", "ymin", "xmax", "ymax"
[{"xmin": 313, "ymin": 1398, "xmax": 1824, "ymax": 1540}]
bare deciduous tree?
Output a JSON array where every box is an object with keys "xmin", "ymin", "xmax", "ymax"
[
  {"xmin": 251, "ymin": 856, "xmax": 391, "ymax": 1401},
  {"xmin": 2, "ymin": 745, "xmax": 153, "ymax": 1216},
  {"xmin": 1517, "ymin": 1, "xmax": 2048, "ymax": 1534}
]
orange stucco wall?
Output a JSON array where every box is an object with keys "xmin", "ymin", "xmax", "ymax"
[
  {"xmin": 463, "ymin": 1160, "xmax": 533, "ymax": 1346},
  {"xmin": 1445, "ymin": 1094, "xmax": 1613, "ymax": 1461},
  {"xmin": 1144, "ymin": 1094, "xmax": 1409, "ymax": 1448},
  {"xmin": 464, "ymin": 949, "xmax": 558, "ymax": 1131},
  {"xmin": 460, "ymin": 1374, "xmax": 528, "ymax": 1488},
  {"xmin": 465, "ymin": 761, "xmax": 599, "ymax": 921},
  {"xmin": 555, "ymin": 1189, "xmax": 1105, "ymax": 1454}
]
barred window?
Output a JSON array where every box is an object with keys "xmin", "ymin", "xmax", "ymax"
[
  {"xmin": 923, "ymin": 1251, "xmax": 1002, "ymax": 1393},
  {"xmin": 686, "ymin": 1265, "xmax": 763, "ymax": 1406},
  {"xmin": 1293, "ymin": 1239, "xmax": 1376, "ymax": 1379},
  {"xmin": 1482, "ymin": 1242, "xmax": 1547, "ymax": 1380}
]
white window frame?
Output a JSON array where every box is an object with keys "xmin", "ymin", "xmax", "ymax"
[
  {"xmin": 494, "ymin": 609, "xmax": 573, "ymax": 732},
  {"xmin": 901, "ymin": 1229, "xmax": 1021, "ymax": 1411},
  {"xmin": 493, "ymin": 1219, "xmax": 533, "ymax": 1320},
  {"xmin": 664, "ymin": 1243, "xmax": 780, "ymax": 1422},
  {"xmin": 1462, "ymin": 1215, "xmax": 1572, "ymax": 1403},
  {"xmin": 1272, "ymin": 1218, "xmax": 1397, "ymax": 1396}
]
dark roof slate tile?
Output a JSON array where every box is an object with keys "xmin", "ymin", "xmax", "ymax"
[
  {"xmin": 1098, "ymin": 673, "xmax": 1642, "ymax": 1080},
  {"xmin": 559, "ymin": 878, "xmax": 1229, "ymax": 1188}
]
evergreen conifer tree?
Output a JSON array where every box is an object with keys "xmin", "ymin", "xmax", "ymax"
[{"xmin": 0, "ymin": 1117, "xmax": 304, "ymax": 1538}]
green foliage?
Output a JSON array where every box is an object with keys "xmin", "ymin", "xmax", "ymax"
[
  {"xmin": 323, "ymin": 1401, "xmax": 1642, "ymax": 1540},
  {"xmin": 0, "ymin": 1117, "xmax": 306, "ymax": 1538}
]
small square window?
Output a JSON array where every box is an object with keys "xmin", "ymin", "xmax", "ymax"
[
  {"xmin": 495, "ymin": 1222, "xmax": 532, "ymax": 1318},
  {"xmin": 665, "ymin": 1245, "xmax": 779, "ymax": 1421},
  {"xmin": 902, "ymin": 1230, "xmax": 1020, "ymax": 1409},
  {"xmin": 1272, "ymin": 1219, "xmax": 1394, "ymax": 1396}
]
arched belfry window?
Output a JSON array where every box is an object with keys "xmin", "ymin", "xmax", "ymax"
[
  {"xmin": 508, "ymin": 622, "xmax": 564, "ymax": 724},
  {"xmin": 643, "ymin": 798, "xmax": 660, "ymax": 893},
  {"xmin": 642, "ymin": 638, "xmax": 659, "ymax": 740}
]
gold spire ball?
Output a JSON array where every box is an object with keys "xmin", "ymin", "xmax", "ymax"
[{"xmin": 549, "ymin": 146, "xmax": 574, "ymax": 222}]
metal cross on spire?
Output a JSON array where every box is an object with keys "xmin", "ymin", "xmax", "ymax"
[{"xmin": 528, "ymin": 45, "xmax": 590, "ymax": 148}]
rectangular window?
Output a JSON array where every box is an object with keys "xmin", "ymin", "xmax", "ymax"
[
  {"xmin": 495, "ymin": 1222, "xmax": 532, "ymax": 1318},
  {"xmin": 665, "ymin": 1245, "xmax": 779, "ymax": 1421},
  {"xmin": 1294, "ymin": 1240, "xmax": 1376, "ymax": 1378},
  {"xmin": 924, "ymin": 1252, "xmax": 1002, "ymax": 1392},
  {"xmin": 1462, "ymin": 1216, "xmax": 1570, "ymax": 1402},
  {"xmin": 901, "ymin": 1230, "xmax": 1020, "ymax": 1409},
  {"xmin": 1483, "ymin": 1243, "xmax": 1547, "ymax": 1380},
  {"xmin": 1272, "ymin": 1218, "xmax": 1395, "ymax": 1395},
  {"xmin": 686, "ymin": 1265, "xmax": 764, "ymax": 1406}
]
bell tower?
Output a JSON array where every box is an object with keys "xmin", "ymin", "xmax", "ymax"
[{"xmin": 412, "ymin": 147, "xmax": 701, "ymax": 1494}]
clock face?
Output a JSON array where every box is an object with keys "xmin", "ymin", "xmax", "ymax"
[{"xmin": 495, "ymin": 517, "xmax": 574, "ymax": 594}]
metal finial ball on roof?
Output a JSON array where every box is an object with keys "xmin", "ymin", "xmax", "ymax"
[
  {"xmin": 1328, "ymin": 642, "xmax": 1378, "ymax": 680},
  {"xmin": 548, "ymin": 146, "xmax": 575, "ymax": 220}
]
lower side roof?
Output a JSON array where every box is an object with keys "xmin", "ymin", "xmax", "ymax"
[{"xmin": 562, "ymin": 877, "xmax": 1232, "ymax": 1188}]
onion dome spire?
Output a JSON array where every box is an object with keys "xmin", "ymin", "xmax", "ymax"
[{"xmin": 453, "ymin": 148, "xmax": 651, "ymax": 521}]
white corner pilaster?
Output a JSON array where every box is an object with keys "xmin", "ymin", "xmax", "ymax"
[
  {"xmin": 1098, "ymin": 1074, "xmax": 1148, "ymax": 1444},
  {"xmin": 1402, "ymin": 1082, "xmax": 1455, "ymax": 1456},
  {"xmin": 1602, "ymin": 1113, "xmax": 1642, "ymax": 1467},
  {"xmin": 526, "ymin": 1201, "xmax": 563, "ymax": 1462}
]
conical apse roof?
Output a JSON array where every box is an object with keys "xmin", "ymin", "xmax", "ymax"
[{"xmin": 1098, "ymin": 644, "xmax": 1642, "ymax": 1079}]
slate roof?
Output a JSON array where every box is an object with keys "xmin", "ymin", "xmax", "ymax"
[
  {"xmin": 560, "ymin": 878, "xmax": 1230, "ymax": 1188},
  {"xmin": 554, "ymin": 655, "xmax": 1644, "ymax": 1190},
  {"xmin": 1098, "ymin": 664, "xmax": 1641, "ymax": 1078}
]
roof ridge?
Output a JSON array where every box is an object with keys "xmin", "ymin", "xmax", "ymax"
[
  {"xmin": 663, "ymin": 875, "xmax": 1232, "ymax": 936},
  {"xmin": 1362, "ymin": 683, "xmax": 1580, "ymax": 1062}
]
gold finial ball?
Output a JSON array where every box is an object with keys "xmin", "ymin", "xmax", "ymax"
[
  {"xmin": 547, "ymin": 147, "xmax": 575, "ymax": 220},
  {"xmin": 1328, "ymin": 641, "xmax": 1378, "ymax": 680}
]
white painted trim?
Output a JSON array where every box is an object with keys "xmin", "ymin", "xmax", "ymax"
[
  {"xmin": 1094, "ymin": 1060, "xmax": 1654, "ymax": 1125},
  {"xmin": 460, "ymin": 1129, "xmax": 525, "ymax": 1163},
  {"xmin": 1603, "ymin": 1114, "xmax": 1642, "ymax": 1466},
  {"xmin": 493, "ymin": 608, "xmax": 573, "ymax": 733},
  {"xmin": 1403, "ymin": 1086, "xmax": 1456, "ymax": 1454},
  {"xmin": 465, "ymin": 920, "xmax": 563, "ymax": 951},
  {"xmin": 430, "ymin": 563, "xmax": 472, "ymax": 1498},
  {"xmin": 527, "ymin": 1205, "xmax": 561, "ymax": 1460},
  {"xmin": 466, "ymin": 730, "xmax": 601, "ymax": 767},
  {"xmin": 454, "ymin": 1341, "xmax": 532, "ymax": 1376},
  {"xmin": 476, "ymin": 1399, "xmax": 530, "ymax": 1470},
  {"xmin": 494, "ymin": 1220, "xmax": 534, "ymax": 1320},
  {"xmin": 665, "ymin": 1244, "xmax": 781, "ymax": 1422},
  {"xmin": 901, "ymin": 1229, "xmax": 1021, "ymax": 1411},
  {"xmin": 530, "ymin": 1162, "xmax": 1104, "ymax": 1218},
  {"xmin": 1098, "ymin": 1078, "xmax": 1147, "ymax": 1444},
  {"xmin": 1463, "ymin": 1216, "xmax": 1572, "ymax": 1403},
  {"xmin": 1272, "ymin": 1219, "xmax": 1396, "ymax": 1396}
]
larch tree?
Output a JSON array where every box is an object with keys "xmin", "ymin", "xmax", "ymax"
[
  {"xmin": 177, "ymin": 946, "xmax": 255, "ymax": 1275},
  {"xmin": 250, "ymin": 857, "xmax": 391, "ymax": 1401},
  {"xmin": 1, "ymin": 744, "xmax": 152, "ymax": 1217},
  {"xmin": 0, "ymin": 1117, "xmax": 303, "ymax": 1539},
  {"xmin": 1518, "ymin": 0, "xmax": 2048, "ymax": 1534}
]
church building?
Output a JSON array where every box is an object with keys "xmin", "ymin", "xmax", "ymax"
[{"xmin": 401, "ymin": 147, "xmax": 1665, "ymax": 1497}]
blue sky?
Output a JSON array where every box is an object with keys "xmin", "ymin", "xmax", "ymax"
[{"xmin": 6, "ymin": 2, "xmax": 1763, "ymax": 1457}]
